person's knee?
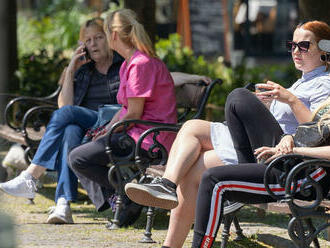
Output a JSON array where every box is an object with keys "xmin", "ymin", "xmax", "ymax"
[
  {"xmin": 201, "ymin": 168, "xmax": 213, "ymax": 185},
  {"xmin": 226, "ymin": 88, "xmax": 251, "ymax": 106},
  {"xmin": 51, "ymin": 105, "xmax": 74, "ymax": 123},
  {"xmin": 225, "ymin": 88, "xmax": 256, "ymax": 115},
  {"xmin": 63, "ymin": 125, "xmax": 83, "ymax": 139},
  {"xmin": 68, "ymin": 147, "xmax": 85, "ymax": 172},
  {"xmin": 180, "ymin": 119, "xmax": 204, "ymax": 136}
]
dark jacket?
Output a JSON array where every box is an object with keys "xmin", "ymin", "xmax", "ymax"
[{"xmin": 73, "ymin": 52, "xmax": 124, "ymax": 106}]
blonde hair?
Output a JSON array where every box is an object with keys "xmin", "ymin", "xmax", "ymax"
[
  {"xmin": 311, "ymin": 97, "xmax": 330, "ymax": 131},
  {"xmin": 104, "ymin": 9, "xmax": 157, "ymax": 58}
]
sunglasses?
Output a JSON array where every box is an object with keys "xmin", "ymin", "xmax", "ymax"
[{"xmin": 286, "ymin": 40, "xmax": 311, "ymax": 53}]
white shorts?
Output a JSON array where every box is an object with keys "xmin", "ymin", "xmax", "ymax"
[{"xmin": 210, "ymin": 122, "xmax": 238, "ymax": 165}]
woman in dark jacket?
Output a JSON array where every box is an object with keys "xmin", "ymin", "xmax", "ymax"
[{"xmin": 0, "ymin": 17, "xmax": 123, "ymax": 224}]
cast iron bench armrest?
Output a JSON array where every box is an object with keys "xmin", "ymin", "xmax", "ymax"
[
  {"xmin": 105, "ymin": 119, "xmax": 179, "ymax": 164},
  {"xmin": 4, "ymin": 95, "xmax": 58, "ymax": 131},
  {"xmin": 264, "ymin": 154, "xmax": 319, "ymax": 201},
  {"xmin": 135, "ymin": 125, "xmax": 181, "ymax": 170}
]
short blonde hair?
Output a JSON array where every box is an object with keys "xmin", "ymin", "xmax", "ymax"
[{"xmin": 104, "ymin": 9, "xmax": 157, "ymax": 58}]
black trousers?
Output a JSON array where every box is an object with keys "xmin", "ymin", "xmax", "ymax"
[
  {"xmin": 225, "ymin": 88, "xmax": 283, "ymax": 163},
  {"xmin": 191, "ymin": 88, "xmax": 330, "ymax": 247},
  {"xmin": 68, "ymin": 132, "xmax": 133, "ymax": 211},
  {"xmin": 192, "ymin": 164, "xmax": 330, "ymax": 248}
]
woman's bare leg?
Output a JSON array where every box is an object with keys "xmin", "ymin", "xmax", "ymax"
[
  {"xmin": 163, "ymin": 150, "xmax": 224, "ymax": 248},
  {"xmin": 163, "ymin": 119, "xmax": 215, "ymax": 184}
]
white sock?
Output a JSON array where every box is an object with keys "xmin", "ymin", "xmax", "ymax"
[{"xmin": 57, "ymin": 197, "xmax": 69, "ymax": 206}]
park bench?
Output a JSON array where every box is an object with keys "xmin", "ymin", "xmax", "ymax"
[
  {"xmin": 0, "ymin": 69, "xmax": 66, "ymax": 163},
  {"xmin": 103, "ymin": 78, "xmax": 223, "ymax": 231}
]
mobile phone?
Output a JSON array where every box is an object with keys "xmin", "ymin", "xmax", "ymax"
[
  {"xmin": 255, "ymin": 84, "xmax": 271, "ymax": 93},
  {"xmin": 83, "ymin": 47, "xmax": 91, "ymax": 60}
]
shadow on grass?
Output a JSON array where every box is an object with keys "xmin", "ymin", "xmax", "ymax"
[
  {"xmin": 237, "ymin": 206, "xmax": 289, "ymax": 229},
  {"xmin": 37, "ymin": 183, "xmax": 90, "ymax": 203},
  {"xmin": 214, "ymin": 236, "xmax": 270, "ymax": 248}
]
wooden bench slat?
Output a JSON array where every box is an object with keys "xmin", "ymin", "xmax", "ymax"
[{"xmin": 0, "ymin": 125, "xmax": 26, "ymax": 145}]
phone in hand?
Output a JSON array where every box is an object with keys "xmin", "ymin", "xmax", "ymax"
[
  {"xmin": 78, "ymin": 41, "xmax": 91, "ymax": 61},
  {"xmin": 255, "ymin": 84, "xmax": 271, "ymax": 93},
  {"xmin": 81, "ymin": 47, "xmax": 91, "ymax": 61}
]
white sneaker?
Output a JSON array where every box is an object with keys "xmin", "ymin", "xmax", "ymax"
[
  {"xmin": 47, "ymin": 198, "xmax": 74, "ymax": 224},
  {"xmin": 0, "ymin": 171, "xmax": 36, "ymax": 199}
]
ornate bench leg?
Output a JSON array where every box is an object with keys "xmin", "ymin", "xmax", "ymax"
[
  {"xmin": 106, "ymin": 194, "xmax": 123, "ymax": 230},
  {"xmin": 139, "ymin": 206, "xmax": 156, "ymax": 243},
  {"xmin": 233, "ymin": 216, "xmax": 245, "ymax": 241},
  {"xmin": 305, "ymin": 219, "xmax": 320, "ymax": 248},
  {"xmin": 221, "ymin": 214, "xmax": 234, "ymax": 248}
]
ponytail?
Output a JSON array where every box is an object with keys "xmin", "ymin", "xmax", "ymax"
[
  {"xmin": 105, "ymin": 9, "xmax": 157, "ymax": 58},
  {"xmin": 130, "ymin": 22, "xmax": 156, "ymax": 57}
]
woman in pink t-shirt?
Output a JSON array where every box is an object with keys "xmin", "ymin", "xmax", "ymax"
[{"xmin": 68, "ymin": 8, "xmax": 177, "ymax": 223}]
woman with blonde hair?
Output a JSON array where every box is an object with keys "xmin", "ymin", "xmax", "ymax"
[{"xmin": 68, "ymin": 8, "xmax": 177, "ymax": 222}]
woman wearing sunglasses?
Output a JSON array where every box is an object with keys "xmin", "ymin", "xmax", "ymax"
[
  {"xmin": 125, "ymin": 21, "xmax": 330, "ymax": 248},
  {"xmin": 190, "ymin": 39, "xmax": 330, "ymax": 248}
]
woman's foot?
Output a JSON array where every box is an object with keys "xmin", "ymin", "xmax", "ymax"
[
  {"xmin": 0, "ymin": 170, "xmax": 37, "ymax": 199},
  {"xmin": 125, "ymin": 177, "xmax": 178, "ymax": 210},
  {"xmin": 47, "ymin": 198, "xmax": 74, "ymax": 224}
]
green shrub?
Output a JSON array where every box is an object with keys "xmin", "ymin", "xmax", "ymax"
[
  {"xmin": 15, "ymin": 49, "xmax": 69, "ymax": 97},
  {"xmin": 17, "ymin": 8, "xmax": 87, "ymax": 56}
]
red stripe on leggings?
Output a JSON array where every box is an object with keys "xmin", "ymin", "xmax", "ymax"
[{"xmin": 204, "ymin": 167, "xmax": 326, "ymax": 246}]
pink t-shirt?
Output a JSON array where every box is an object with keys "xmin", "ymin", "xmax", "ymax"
[{"xmin": 117, "ymin": 50, "xmax": 177, "ymax": 152}]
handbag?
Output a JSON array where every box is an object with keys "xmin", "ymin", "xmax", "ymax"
[
  {"xmin": 81, "ymin": 104, "xmax": 121, "ymax": 144},
  {"xmin": 293, "ymin": 120, "xmax": 330, "ymax": 147}
]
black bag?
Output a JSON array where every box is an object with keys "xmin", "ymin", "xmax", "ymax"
[{"xmin": 294, "ymin": 121, "xmax": 330, "ymax": 147}]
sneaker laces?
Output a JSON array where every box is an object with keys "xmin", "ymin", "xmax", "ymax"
[
  {"xmin": 48, "ymin": 206, "xmax": 56, "ymax": 214},
  {"xmin": 151, "ymin": 176, "xmax": 163, "ymax": 184},
  {"xmin": 26, "ymin": 179, "xmax": 37, "ymax": 192}
]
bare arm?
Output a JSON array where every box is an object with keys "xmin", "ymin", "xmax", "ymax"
[
  {"xmin": 256, "ymin": 81, "xmax": 313, "ymax": 123},
  {"xmin": 58, "ymin": 44, "xmax": 90, "ymax": 107},
  {"xmin": 293, "ymin": 146, "xmax": 330, "ymax": 160},
  {"xmin": 170, "ymin": 72, "xmax": 212, "ymax": 87}
]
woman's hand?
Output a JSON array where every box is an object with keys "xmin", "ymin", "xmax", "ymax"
[
  {"xmin": 171, "ymin": 72, "xmax": 212, "ymax": 86},
  {"xmin": 254, "ymin": 135, "xmax": 295, "ymax": 163},
  {"xmin": 255, "ymin": 81, "xmax": 297, "ymax": 104},
  {"xmin": 197, "ymin": 75, "xmax": 212, "ymax": 85},
  {"xmin": 67, "ymin": 44, "xmax": 90, "ymax": 72},
  {"xmin": 276, "ymin": 135, "xmax": 295, "ymax": 154},
  {"xmin": 254, "ymin": 146, "xmax": 283, "ymax": 164}
]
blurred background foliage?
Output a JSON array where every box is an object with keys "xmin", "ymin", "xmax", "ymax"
[{"xmin": 16, "ymin": 0, "xmax": 299, "ymax": 110}]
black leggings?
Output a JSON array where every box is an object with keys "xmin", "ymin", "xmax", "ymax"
[
  {"xmin": 191, "ymin": 164, "xmax": 330, "ymax": 248},
  {"xmin": 225, "ymin": 88, "xmax": 283, "ymax": 163}
]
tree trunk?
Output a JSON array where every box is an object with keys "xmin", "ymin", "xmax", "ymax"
[
  {"xmin": 299, "ymin": 0, "xmax": 330, "ymax": 24},
  {"xmin": 0, "ymin": 0, "xmax": 18, "ymax": 123},
  {"xmin": 124, "ymin": 0, "xmax": 156, "ymax": 44}
]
